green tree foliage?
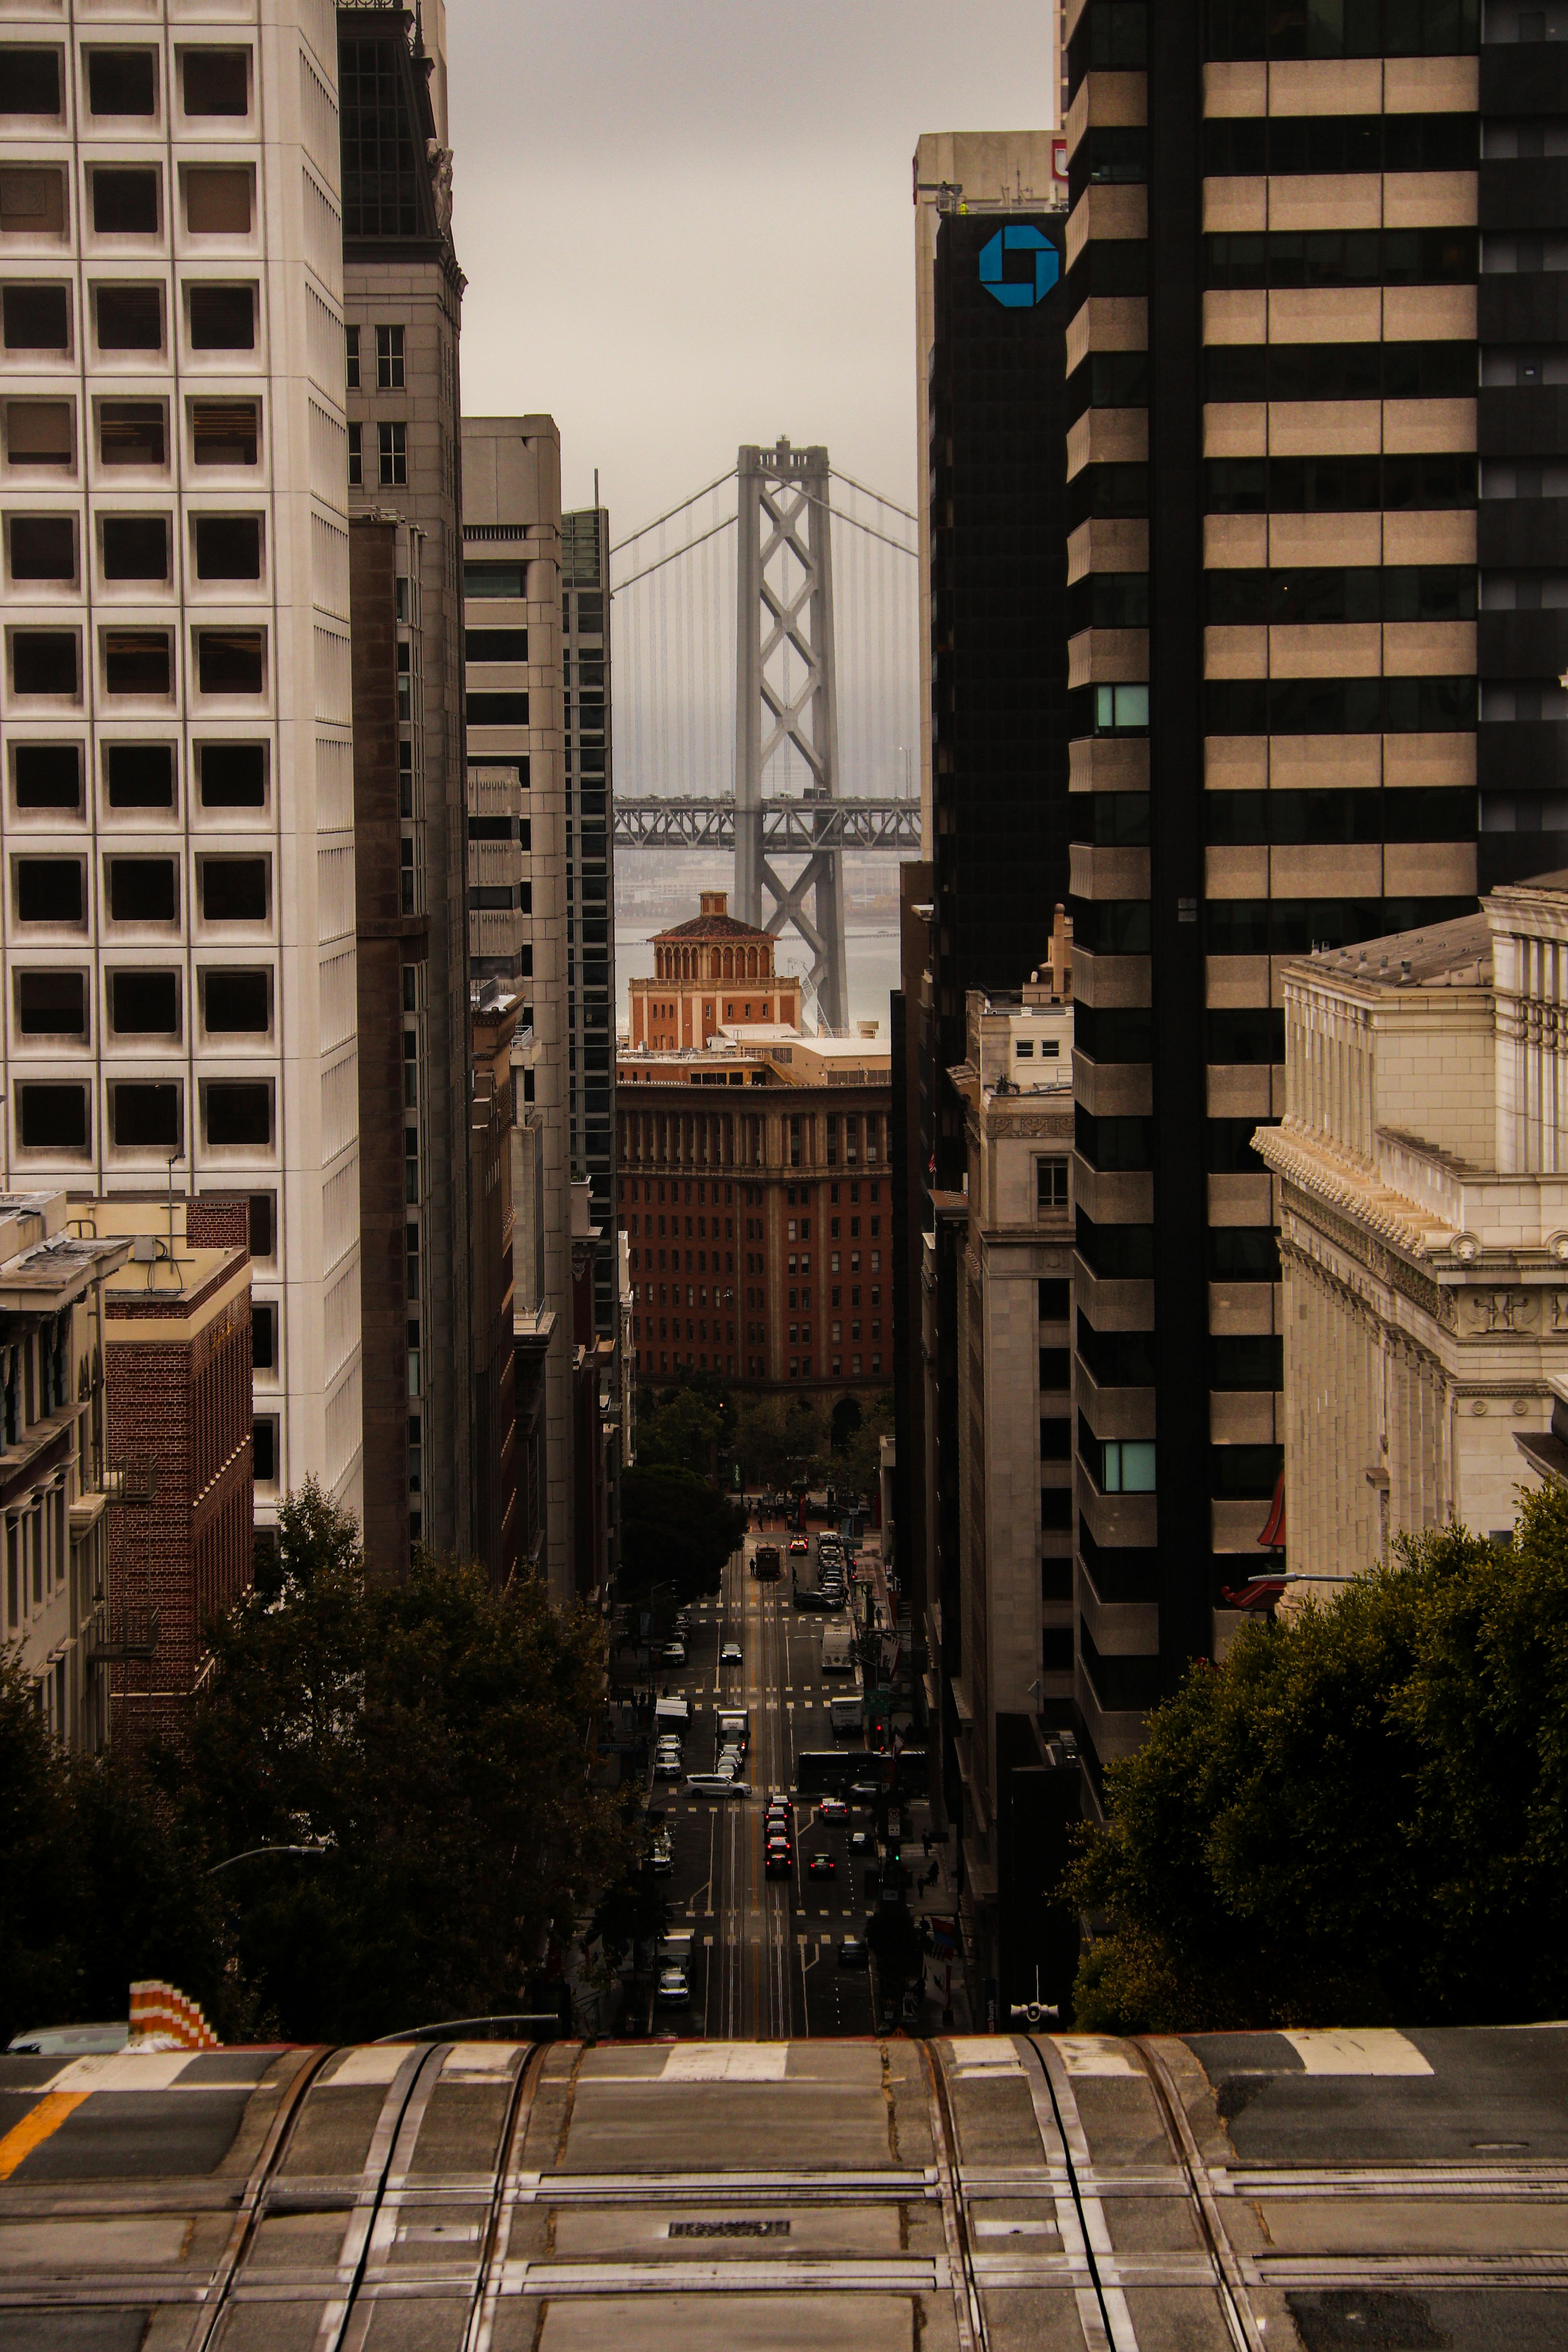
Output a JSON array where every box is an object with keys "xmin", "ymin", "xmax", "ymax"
[
  {"xmin": 0, "ymin": 1649, "xmax": 237, "ymax": 2047},
  {"xmin": 619, "ymin": 1465, "xmax": 746, "ymax": 1610},
  {"xmin": 1065, "ymin": 1488, "xmax": 1568, "ymax": 2032},
  {"xmin": 633, "ymin": 1388, "xmax": 724, "ymax": 1478},
  {"xmin": 156, "ymin": 1482, "xmax": 637, "ymax": 2043}
]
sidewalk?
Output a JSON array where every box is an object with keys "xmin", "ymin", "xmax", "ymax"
[{"xmin": 896, "ymin": 1794, "xmax": 972, "ymax": 2031}]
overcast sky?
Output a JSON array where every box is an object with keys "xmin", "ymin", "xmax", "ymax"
[{"xmin": 446, "ymin": 0, "xmax": 1054, "ymax": 544}]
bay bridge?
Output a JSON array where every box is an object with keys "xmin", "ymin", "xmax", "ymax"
[{"xmin": 610, "ymin": 439, "xmax": 922, "ymax": 1034}]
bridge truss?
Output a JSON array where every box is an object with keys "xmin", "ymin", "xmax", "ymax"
[{"xmin": 613, "ymin": 795, "xmax": 921, "ymax": 855}]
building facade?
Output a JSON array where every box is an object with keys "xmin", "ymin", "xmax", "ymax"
[
  {"xmin": 0, "ymin": 0, "xmax": 363, "ymax": 1519},
  {"xmin": 470, "ymin": 979, "xmax": 518, "ymax": 1585},
  {"xmin": 1055, "ymin": 0, "xmax": 1568, "ymax": 1780},
  {"xmin": 340, "ymin": 0, "xmax": 471, "ymax": 1566},
  {"xmin": 1257, "ymin": 877, "xmax": 1568, "ymax": 1593},
  {"xmin": 626, "ymin": 892, "xmax": 803, "ymax": 1051},
  {"xmin": 561, "ymin": 505, "xmax": 617, "ymax": 1338}
]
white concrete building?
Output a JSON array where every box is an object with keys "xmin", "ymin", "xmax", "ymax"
[
  {"xmin": 0, "ymin": 1, "xmax": 361, "ymax": 1519},
  {"xmin": 1256, "ymin": 876, "xmax": 1568, "ymax": 1594}
]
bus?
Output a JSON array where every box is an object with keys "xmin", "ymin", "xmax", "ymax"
[{"xmin": 752, "ymin": 1543, "xmax": 781, "ymax": 1580}]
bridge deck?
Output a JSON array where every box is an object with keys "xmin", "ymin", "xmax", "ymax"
[{"xmin": 2, "ymin": 2027, "xmax": 1565, "ymax": 2351}]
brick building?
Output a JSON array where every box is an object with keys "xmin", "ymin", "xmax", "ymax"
[
  {"xmin": 626, "ymin": 893, "xmax": 803, "ymax": 1051},
  {"xmin": 619, "ymin": 1012, "xmax": 893, "ymax": 1395},
  {"xmin": 95, "ymin": 1197, "xmax": 253, "ymax": 1749}
]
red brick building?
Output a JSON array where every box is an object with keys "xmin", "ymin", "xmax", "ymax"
[{"xmin": 626, "ymin": 893, "xmax": 803, "ymax": 1051}]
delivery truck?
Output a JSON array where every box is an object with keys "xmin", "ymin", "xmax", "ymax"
[{"xmin": 820, "ymin": 1623, "xmax": 854, "ymax": 1673}]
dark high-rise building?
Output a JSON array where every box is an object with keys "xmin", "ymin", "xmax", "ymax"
[{"xmin": 1061, "ymin": 0, "xmax": 1541, "ymax": 1784}]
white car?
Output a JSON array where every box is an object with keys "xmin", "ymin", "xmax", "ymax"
[
  {"xmin": 650, "ymin": 1841, "xmax": 674, "ymax": 1874},
  {"xmin": 656, "ymin": 1966, "xmax": 690, "ymax": 2007},
  {"xmin": 687, "ymin": 1774, "xmax": 750, "ymax": 1797},
  {"xmin": 720, "ymin": 1639, "xmax": 742, "ymax": 1664}
]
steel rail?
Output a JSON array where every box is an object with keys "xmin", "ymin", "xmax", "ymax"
[
  {"xmin": 316, "ymin": 2044, "xmax": 448, "ymax": 2352},
  {"xmin": 461, "ymin": 2042, "xmax": 550, "ymax": 2352},
  {"xmin": 1028, "ymin": 2036, "xmax": 1142, "ymax": 2352},
  {"xmin": 918, "ymin": 2038, "xmax": 987, "ymax": 2352},
  {"xmin": 1132, "ymin": 2036, "xmax": 1267, "ymax": 2352},
  {"xmin": 187, "ymin": 2043, "xmax": 337, "ymax": 2352}
]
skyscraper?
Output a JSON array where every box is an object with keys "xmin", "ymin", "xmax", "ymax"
[
  {"xmin": 0, "ymin": 3, "xmax": 362, "ymax": 1519},
  {"xmin": 1064, "ymin": 0, "xmax": 1519, "ymax": 1780},
  {"xmin": 560, "ymin": 505, "xmax": 617, "ymax": 1340}
]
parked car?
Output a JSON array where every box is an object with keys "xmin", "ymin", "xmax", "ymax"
[
  {"xmin": 661, "ymin": 1641, "xmax": 687, "ymax": 1667},
  {"xmin": 837, "ymin": 1936, "xmax": 869, "ymax": 1970},
  {"xmin": 720, "ymin": 1639, "xmax": 742, "ymax": 1664},
  {"xmin": 656, "ymin": 1966, "xmax": 690, "ymax": 2007},
  {"xmin": 6, "ymin": 2022, "xmax": 129, "ymax": 2056},
  {"xmin": 807, "ymin": 1852, "xmax": 836, "ymax": 1880},
  {"xmin": 848, "ymin": 1828, "xmax": 875, "ymax": 1855},
  {"xmin": 654, "ymin": 1754, "xmax": 683, "ymax": 1780},
  {"xmin": 650, "ymin": 1840, "xmax": 674, "ymax": 1874}
]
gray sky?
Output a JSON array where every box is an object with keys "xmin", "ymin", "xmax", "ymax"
[{"xmin": 447, "ymin": 0, "xmax": 1054, "ymax": 540}]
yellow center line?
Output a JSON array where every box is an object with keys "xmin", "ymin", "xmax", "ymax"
[{"xmin": 0, "ymin": 2092, "xmax": 89, "ymax": 2180}]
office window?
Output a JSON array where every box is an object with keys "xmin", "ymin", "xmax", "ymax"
[
  {"xmin": 105, "ymin": 744, "xmax": 174, "ymax": 809},
  {"xmin": 347, "ymin": 422, "xmax": 362, "ymax": 486},
  {"xmin": 103, "ymin": 630, "xmax": 171, "ymax": 695},
  {"xmin": 99, "ymin": 402, "xmax": 165, "ymax": 466},
  {"xmin": 0, "ymin": 50, "xmax": 62, "ymax": 114},
  {"xmin": 345, "ymin": 324, "xmax": 360, "ymax": 387},
  {"xmin": 204, "ymin": 1079, "xmax": 270, "ymax": 1146},
  {"xmin": 14, "ymin": 745, "xmax": 79, "ymax": 809},
  {"xmin": 188, "ymin": 283, "xmax": 254, "ymax": 349},
  {"xmin": 1036, "ymin": 1157, "xmax": 1069, "ymax": 1215},
  {"xmin": 8, "ymin": 515, "xmax": 74, "ymax": 581},
  {"xmin": 15, "ymin": 971, "xmax": 85, "ymax": 1036},
  {"xmin": 95, "ymin": 284, "xmax": 161, "ymax": 351},
  {"xmin": 199, "ymin": 856, "xmax": 267, "ymax": 921},
  {"xmin": 0, "ymin": 167, "xmax": 65, "ymax": 236},
  {"xmin": 17, "ymin": 1082, "xmax": 86, "ymax": 1149},
  {"xmin": 11, "ymin": 631, "xmax": 76, "ymax": 695},
  {"xmin": 378, "ymin": 421, "xmax": 406, "ymax": 485},
  {"xmin": 1095, "ymin": 1439, "xmax": 1156, "ymax": 1495},
  {"xmin": 464, "ymin": 560, "xmax": 526, "ymax": 597},
  {"xmin": 87, "ymin": 49, "xmax": 156, "ymax": 115},
  {"xmin": 465, "ymin": 628, "xmax": 528, "ymax": 662},
  {"xmin": 191, "ymin": 400, "xmax": 257, "ymax": 466},
  {"xmin": 198, "ymin": 742, "xmax": 265, "ymax": 808},
  {"xmin": 107, "ymin": 858, "xmax": 176, "ymax": 922},
  {"xmin": 2, "ymin": 282, "xmax": 67, "ymax": 350},
  {"xmin": 245, "ymin": 1192, "xmax": 274, "ymax": 1258},
  {"xmin": 195, "ymin": 629, "xmax": 264, "ymax": 693},
  {"xmin": 4, "ymin": 400, "xmax": 72, "ymax": 466},
  {"xmin": 183, "ymin": 168, "xmax": 251, "ymax": 235},
  {"xmin": 101, "ymin": 515, "xmax": 168, "ymax": 580},
  {"xmin": 91, "ymin": 169, "xmax": 158, "ymax": 235},
  {"xmin": 193, "ymin": 514, "xmax": 260, "ymax": 580},
  {"xmin": 252, "ymin": 1416, "xmax": 277, "ymax": 1483},
  {"xmin": 252, "ymin": 1301, "xmax": 276, "ymax": 1369},
  {"xmin": 375, "ymin": 324, "xmax": 404, "ymax": 389},
  {"xmin": 109, "ymin": 971, "xmax": 178, "ymax": 1034},
  {"xmin": 181, "ymin": 50, "xmax": 248, "ymax": 118},
  {"xmin": 110, "ymin": 1081, "xmax": 180, "ymax": 1150},
  {"xmin": 202, "ymin": 969, "xmax": 268, "ymax": 1031}
]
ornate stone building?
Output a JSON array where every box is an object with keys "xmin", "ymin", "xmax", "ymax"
[
  {"xmin": 1256, "ymin": 875, "xmax": 1568, "ymax": 1593},
  {"xmin": 626, "ymin": 892, "xmax": 802, "ymax": 1052}
]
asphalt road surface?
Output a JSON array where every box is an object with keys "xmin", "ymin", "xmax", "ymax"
[
  {"xmin": 4, "ymin": 2027, "xmax": 1566, "ymax": 2351},
  {"xmin": 650, "ymin": 1536, "xmax": 874, "ymax": 2038}
]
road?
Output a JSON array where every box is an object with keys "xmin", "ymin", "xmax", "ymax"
[{"xmin": 650, "ymin": 1533, "xmax": 875, "ymax": 2039}]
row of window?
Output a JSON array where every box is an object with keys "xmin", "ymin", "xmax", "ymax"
[
  {"xmin": 1073, "ymin": 566, "xmax": 1477, "ymax": 634},
  {"xmin": 1074, "ymin": 893, "xmax": 1472, "ymax": 963},
  {"xmin": 1077, "ymin": 111, "xmax": 1478, "ymax": 191},
  {"xmin": 0, "ymin": 44, "xmax": 249, "ymax": 121},
  {"xmin": 4, "ymin": 280, "xmax": 262, "ymax": 358},
  {"xmin": 9, "ymin": 852, "xmax": 269, "ymax": 925},
  {"xmin": 1070, "ymin": 453, "xmax": 1478, "ymax": 528},
  {"xmin": 10, "ymin": 965, "xmax": 268, "ymax": 1036},
  {"xmin": 3, "ymin": 395, "xmax": 258, "ymax": 471},
  {"xmin": 1075, "ymin": 343, "xmax": 1478, "ymax": 414},
  {"xmin": 345, "ymin": 324, "xmax": 405, "ymax": 391},
  {"xmin": 1076, "ymin": 786, "xmax": 1477, "ymax": 849},
  {"xmin": 1204, "ymin": 228, "xmax": 1476, "ymax": 290},
  {"xmin": 6, "ymin": 626, "xmax": 266, "ymax": 700},
  {"xmin": 0, "ymin": 164, "xmax": 254, "ymax": 243},
  {"xmin": 8, "ymin": 739, "xmax": 264, "ymax": 810},
  {"xmin": 1071, "ymin": 672, "xmax": 1481, "ymax": 744},
  {"xmin": 1067, "ymin": 0, "xmax": 1479, "ymax": 75},
  {"xmin": 13, "ymin": 1075, "xmax": 275, "ymax": 1153},
  {"xmin": 7, "ymin": 511, "xmax": 262, "ymax": 586},
  {"xmin": 1074, "ymin": 1212, "xmax": 1280, "ymax": 1285}
]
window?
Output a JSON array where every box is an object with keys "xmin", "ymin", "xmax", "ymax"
[
  {"xmin": 8, "ymin": 515, "xmax": 73, "ymax": 581},
  {"xmin": 107, "ymin": 858, "xmax": 176, "ymax": 923},
  {"xmin": 3, "ymin": 282, "xmax": 67, "ymax": 349},
  {"xmin": 17, "ymin": 1083, "xmax": 86, "ymax": 1149},
  {"xmin": 14, "ymin": 745, "xmax": 79, "ymax": 809},
  {"xmin": 110, "ymin": 1081, "xmax": 180, "ymax": 1150},
  {"xmin": 5, "ymin": 400, "xmax": 72, "ymax": 466},
  {"xmin": 195, "ymin": 629, "xmax": 264, "ymax": 694},
  {"xmin": 192, "ymin": 400, "xmax": 257, "ymax": 466},
  {"xmin": 188, "ymin": 284, "xmax": 254, "ymax": 349},
  {"xmin": 1095, "ymin": 1438, "xmax": 1156, "ymax": 1494},
  {"xmin": 464, "ymin": 560, "xmax": 526, "ymax": 597},
  {"xmin": 101, "ymin": 516, "xmax": 168, "ymax": 580},
  {"xmin": 1094, "ymin": 683, "xmax": 1149, "ymax": 735},
  {"xmin": 0, "ymin": 50, "xmax": 62, "ymax": 115},
  {"xmin": 252, "ymin": 1416, "xmax": 277, "ymax": 1484},
  {"xmin": 0, "ymin": 167, "xmax": 65, "ymax": 236},
  {"xmin": 109, "ymin": 971, "xmax": 178, "ymax": 1034},
  {"xmin": 183, "ymin": 168, "xmax": 251, "ymax": 235},
  {"xmin": 1039, "ymin": 1277, "xmax": 1071, "ymax": 1320},
  {"xmin": 95, "ymin": 284, "xmax": 161, "ymax": 352},
  {"xmin": 347, "ymin": 422, "xmax": 362, "ymax": 486},
  {"xmin": 16, "ymin": 971, "xmax": 85, "ymax": 1036},
  {"xmin": 376, "ymin": 324, "xmax": 404, "ymax": 389},
  {"xmin": 202, "ymin": 969, "xmax": 268, "ymax": 1031},
  {"xmin": 181, "ymin": 50, "xmax": 248, "ymax": 118},
  {"xmin": 103, "ymin": 630, "xmax": 171, "ymax": 695},
  {"xmin": 204, "ymin": 1080, "xmax": 270, "ymax": 1146},
  {"xmin": 99, "ymin": 402, "xmax": 165, "ymax": 466},
  {"xmin": 193, "ymin": 514, "xmax": 260, "ymax": 580},
  {"xmin": 91, "ymin": 169, "xmax": 158, "ymax": 235},
  {"xmin": 245, "ymin": 1192, "xmax": 274, "ymax": 1258},
  {"xmin": 465, "ymin": 628, "xmax": 528, "ymax": 662},
  {"xmin": 200, "ymin": 856, "xmax": 267, "ymax": 921},
  {"xmin": 198, "ymin": 742, "xmax": 265, "ymax": 808},
  {"xmin": 252, "ymin": 1301, "xmax": 276, "ymax": 1370},
  {"xmin": 106, "ymin": 744, "xmax": 174, "ymax": 809},
  {"xmin": 378, "ymin": 421, "xmax": 406, "ymax": 484},
  {"xmin": 1036, "ymin": 1157, "xmax": 1069, "ymax": 1215},
  {"xmin": 12, "ymin": 631, "xmax": 76, "ymax": 695},
  {"xmin": 87, "ymin": 49, "xmax": 156, "ymax": 115}
]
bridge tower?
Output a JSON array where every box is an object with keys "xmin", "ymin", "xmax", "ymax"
[{"xmin": 734, "ymin": 440, "xmax": 849, "ymax": 1033}]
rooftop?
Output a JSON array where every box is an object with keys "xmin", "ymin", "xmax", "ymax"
[
  {"xmin": 652, "ymin": 888, "xmax": 774, "ymax": 945},
  {"xmin": 1284, "ymin": 912, "xmax": 1492, "ymax": 994}
]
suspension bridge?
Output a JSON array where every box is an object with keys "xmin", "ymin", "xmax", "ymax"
[{"xmin": 610, "ymin": 438, "xmax": 921, "ymax": 1033}]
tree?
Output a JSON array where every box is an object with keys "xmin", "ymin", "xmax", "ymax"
[
  {"xmin": 634, "ymin": 1388, "xmax": 724, "ymax": 1478},
  {"xmin": 156, "ymin": 1481, "xmax": 638, "ymax": 2043},
  {"xmin": 619, "ymin": 1466, "xmax": 745, "ymax": 1610},
  {"xmin": 1063, "ymin": 1487, "xmax": 1568, "ymax": 2034}
]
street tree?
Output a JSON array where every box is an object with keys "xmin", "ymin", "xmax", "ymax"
[
  {"xmin": 1065, "ymin": 1486, "xmax": 1568, "ymax": 2033},
  {"xmin": 619, "ymin": 1466, "xmax": 746, "ymax": 1612}
]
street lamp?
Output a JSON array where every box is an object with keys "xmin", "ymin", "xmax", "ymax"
[{"xmin": 206, "ymin": 1843, "xmax": 333, "ymax": 1876}]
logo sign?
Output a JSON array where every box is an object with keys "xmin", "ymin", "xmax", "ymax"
[{"xmin": 978, "ymin": 223, "xmax": 1060, "ymax": 309}]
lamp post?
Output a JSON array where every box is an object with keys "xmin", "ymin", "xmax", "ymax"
[{"xmin": 206, "ymin": 1843, "xmax": 332, "ymax": 1876}]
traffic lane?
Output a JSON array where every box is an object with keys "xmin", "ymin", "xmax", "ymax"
[
  {"xmin": 0, "ymin": 2050, "xmax": 283, "ymax": 2183},
  {"xmin": 791, "ymin": 1790, "xmax": 875, "ymax": 2036},
  {"xmin": 1182, "ymin": 2025, "xmax": 1568, "ymax": 2166}
]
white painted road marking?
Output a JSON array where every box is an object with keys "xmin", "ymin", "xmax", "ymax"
[{"xmin": 1282, "ymin": 2029, "xmax": 1434, "ymax": 2076}]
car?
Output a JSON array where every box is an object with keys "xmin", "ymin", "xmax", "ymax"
[
  {"xmin": 837, "ymin": 1935, "xmax": 869, "ymax": 1970},
  {"xmin": 686, "ymin": 1773, "xmax": 750, "ymax": 1796},
  {"xmin": 720, "ymin": 1640, "xmax": 742, "ymax": 1664},
  {"xmin": 789, "ymin": 1537, "xmax": 809, "ymax": 1555},
  {"xmin": 655, "ymin": 1966, "xmax": 690, "ymax": 2007},
  {"xmin": 654, "ymin": 1755, "xmax": 683, "ymax": 1779},
  {"xmin": 848, "ymin": 1828, "xmax": 875, "ymax": 1855},
  {"xmin": 6, "ymin": 2022, "xmax": 130, "ymax": 2056},
  {"xmin": 807, "ymin": 1852, "xmax": 836, "ymax": 1880},
  {"xmin": 818, "ymin": 1796, "xmax": 848, "ymax": 1821},
  {"xmin": 661, "ymin": 1641, "xmax": 687, "ymax": 1666},
  {"xmin": 650, "ymin": 1841, "xmax": 674, "ymax": 1874},
  {"xmin": 765, "ymin": 1803, "xmax": 791, "ymax": 1826},
  {"xmin": 765, "ymin": 1850, "xmax": 792, "ymax": 1878}
]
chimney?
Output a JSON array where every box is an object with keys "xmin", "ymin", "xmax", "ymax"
[{"xmin": 699, "ymin": 889, "xmax": 728, "ymax": 918}]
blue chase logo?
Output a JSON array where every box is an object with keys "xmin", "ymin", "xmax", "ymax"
[{"xmin": 978, "ymin": 223, "xmax": 1060, "ymax": 309}]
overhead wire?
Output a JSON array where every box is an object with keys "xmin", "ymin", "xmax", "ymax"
[
  {"xmin": 610, "ymin": 469, "xmax": 737, "ymax": 555},
  {"xmin": 828, "ymin": 467, "xmax": 919, "ymax": 526},
  {"xmin": 610, "ymin": 512, "xmax": 736, "ymax": 597}
]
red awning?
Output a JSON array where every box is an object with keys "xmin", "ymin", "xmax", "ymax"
[{"xmin": 1257, "ymin": 1470, "xmax": 1285, "ymax": 1549}]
